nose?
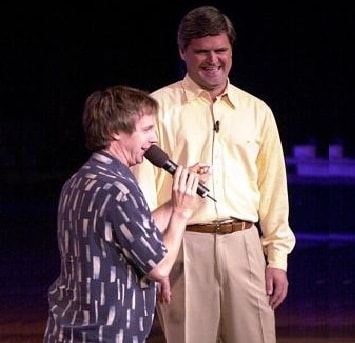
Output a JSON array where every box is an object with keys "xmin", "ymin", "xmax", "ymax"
[
  {"xmin": 151, "ymin": 130, "xmax": 158, "ymax": 144},
  {"xmin": 206, "ymin": 51, "xmax": 218, "ymax": 63}
]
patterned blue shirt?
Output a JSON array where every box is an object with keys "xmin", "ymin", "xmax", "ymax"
[{"xmin": 44, "ymin": 151, "xmax": 167, "ymax": 342}]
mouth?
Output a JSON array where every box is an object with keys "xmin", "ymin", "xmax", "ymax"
[
  {"xmin": 203, "ymin": 65, "xmax": 220, "ymax": 71},
  {"xmin": 202, "ymin": 66, "xmax": 221, "ymax": 77},
  {"xmin": 142, "ymin": 146, "xmax": 152, "ymax": 157}
]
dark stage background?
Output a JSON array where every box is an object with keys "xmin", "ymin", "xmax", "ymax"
[
  {"xmin": 1, "ymin": 1, "xmax": 353, "ymax": 167},
  {"xmin": 1, "ymin": 1, "xmax": 355, "ymax": 341}
]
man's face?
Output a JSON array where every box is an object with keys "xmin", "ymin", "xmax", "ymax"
[
  {"xmin": 179, "ymin": 33, "xmax": 232, "ymax": 94},
  {"xmin": 117, "ymin": 110, "xmax": 157, "ymax": 167}
]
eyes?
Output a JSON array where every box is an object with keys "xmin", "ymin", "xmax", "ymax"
[
  {"xmin": 142, "ymin": 125, "xmax": 155, "ymax": 134},
  {"xmin": 194, "ymin": 48, "xmax": 230, "ymax": 56}
]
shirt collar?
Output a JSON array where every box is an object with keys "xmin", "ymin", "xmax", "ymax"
[
  {"xmin": 181, "ymin": 74, "xmax": 237, "ymax": 109},
  {"xmin": 91, "ymin": 151, "xmax": 126, "ymax": 172}
]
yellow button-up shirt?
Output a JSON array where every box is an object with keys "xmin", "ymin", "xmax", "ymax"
[{"xmin": 133, "ymin": 75, "xmax": 295, "ymax": 270}]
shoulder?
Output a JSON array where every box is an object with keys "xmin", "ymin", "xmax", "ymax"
[
  {"xmin": 230, "ymin": 84, "xmax": 270, "ymax": 107},
  {"xmin": 69, "ymin": 162, "xmax": 143, "ymax": 203},
  {"xmin": 228, "ymin": 83, "xmax": 273, "ymax": 116},
  {"xmin": 151, "ymin": 80, "xmax": 184, "ymax": 101},
  {"xmin": 151, "ymin": 80, "xmax": 182, "ymax": 98}
]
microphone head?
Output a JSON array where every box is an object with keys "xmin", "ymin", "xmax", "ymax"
[{"xmin": 144, "ymin": 144, "xmax": 169, "ymax": 168}]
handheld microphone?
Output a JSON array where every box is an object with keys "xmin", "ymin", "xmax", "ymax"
[{"xmin": 144, "ymin": 145, "xmax": 216, "ymax": 202}]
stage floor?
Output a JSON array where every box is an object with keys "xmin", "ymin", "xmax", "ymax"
[
  {"xmin": 0, "ymin": 236, "xmax": 354, "ymax": 343},
  {"xmin": 1, "ymin": 177, "xmax": 354, "ymax": 342}
]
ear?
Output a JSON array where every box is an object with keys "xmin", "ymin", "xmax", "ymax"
[
  {"xmin": 178, "ymin": 47, "xmax": 186, "ymax": 61},
  {"xmin": 111, "ymin": 133, "xmax": 120, "ymax": 141}
]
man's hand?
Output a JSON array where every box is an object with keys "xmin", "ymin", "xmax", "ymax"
[
  {"xmin": 157, "ymin": 277, "xmax": 172, "ymax": 304},
  {"xmin": 189, "ymin": 163, "xmax": 212, "ymax": 184},
  {"xmin": 265, "ymin": 267, "xmax": 289, "ymax": 310},
  {"xmin": 171, "ymin": 166, "xmax": 199, "ymax": 218}
]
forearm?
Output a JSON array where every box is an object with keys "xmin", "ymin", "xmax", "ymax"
[
  {"xmin": 148, "ymin": 210, "xmax": 188, "ymax": 281},
  {"xmin": 152, "ymin": 200, "xmax": 173, "ymax": 233}
]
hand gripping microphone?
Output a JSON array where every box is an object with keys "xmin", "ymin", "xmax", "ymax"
[{"xmin": 144, "ymin": 144, "xmax": 216, "ymax": 202}]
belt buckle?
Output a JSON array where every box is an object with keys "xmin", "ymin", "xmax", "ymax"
[{"xmin": 213, "ymin": 220, "xmax": 232, "ymax": 234}]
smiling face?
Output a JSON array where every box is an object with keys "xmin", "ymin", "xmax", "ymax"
[
  {"xmin": 108, "ymin": 109, "xmax": 158, "ymax": 167},
  {"xmin": 179, "ymin": 33, "xmax": 232, "ymax": 99}
]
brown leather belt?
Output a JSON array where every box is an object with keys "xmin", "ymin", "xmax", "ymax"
[{"xmin": 186, "ymin": 219, "xmax": 253, "ymax": 234}]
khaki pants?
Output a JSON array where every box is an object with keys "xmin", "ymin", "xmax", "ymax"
[{"xmin": 157, "ymin": 226, "xmax": 276, "ymax": 343}]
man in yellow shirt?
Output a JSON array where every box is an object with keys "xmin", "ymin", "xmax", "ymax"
[{"xmin": 133, "ymin": 6, "xmax": 296, "ymax": 343}]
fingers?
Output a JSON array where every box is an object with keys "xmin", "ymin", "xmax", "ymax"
[
  {"xmin": 186, "ymin": 169, "xmax": 199, "ymax": 195},
  {"xmin": 173, "ymin": 165, "xmax": 198, "ymax": 195},
  {"xmin": 266, "ymin": 268, "xmax": 289, "ymax": 310},
  {"xmin": 158, "ymin": 278, "xmax": 172, "ymax": 304},
  {"xmin": 171, "ymin": 166, "xmax": 199, "ymax": 217},
  {"xmin": 189, "ymin": 163, "xmax": 212, "ymax": 175},
  {"xmin": 189, "ymin": 163, "xmax": 212, "ymax": 184},
  {"xmin": 269, "ymin": 283, "xmax": 288, "ymax": 309},
  {"xmin": 196, "ymin": 164, "xmax": 212, "ymax": 175}
]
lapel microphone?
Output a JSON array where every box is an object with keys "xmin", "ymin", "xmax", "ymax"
[{"xmin": 214, "ymin": 120, "xmax": 220, "ymax": 133}]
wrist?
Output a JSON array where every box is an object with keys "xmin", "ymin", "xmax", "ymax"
[{"xmin": 171, "ymin": 208, "xmax": 192, "ymax": 220}]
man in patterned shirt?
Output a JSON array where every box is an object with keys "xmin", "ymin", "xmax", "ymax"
[{"xmin": 43, "ymin": 85, "xmax": 200, "ymax": 342}]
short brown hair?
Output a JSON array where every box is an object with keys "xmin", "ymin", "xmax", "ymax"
[
  {"xmin": 82, "ymin": 85, "xmax": 158, "ymax": 151},
  {"xmin": 177, "ymin": 6, "xmax": 236, "ymax": 51}
]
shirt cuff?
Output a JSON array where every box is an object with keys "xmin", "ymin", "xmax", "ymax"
[{"xmin": 266, "ymin": 250, "xmax": 288, "ymax": 271}]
